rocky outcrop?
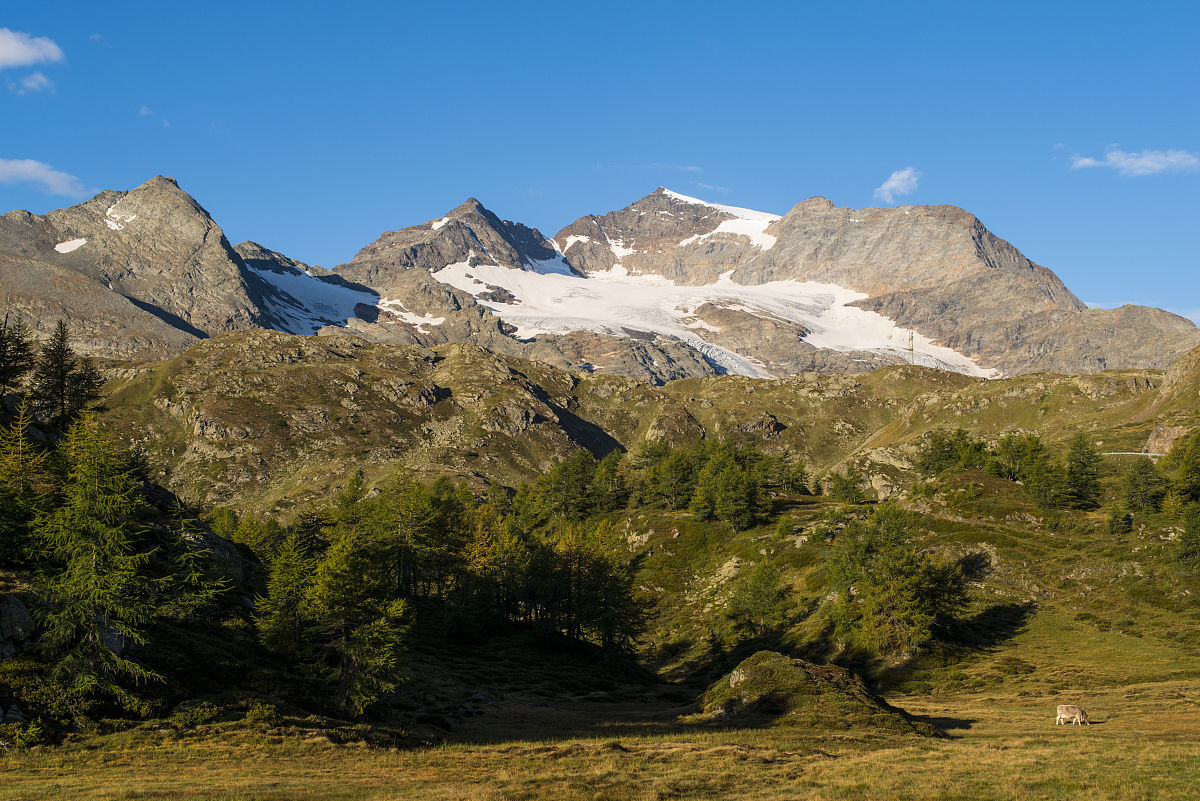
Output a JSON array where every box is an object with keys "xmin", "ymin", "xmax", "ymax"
[
  {"xmin": 0, "ymin": 595, "xmax": 35, "ymax": 659},
  {"xmin": 699, "ymin": 651, "xmax": 934, "ymax": 734}
]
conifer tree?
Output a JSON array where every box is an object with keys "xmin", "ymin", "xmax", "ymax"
[
  {"xmin": 829, "ymin": 466, "xmax": 867, "ymax": 504},
  {"xmin": 256, "ymin": 533, "xmax": 315, "ymax": 657},
  {"xmin": 0, "ymin": 313, "xmax": 36, "ymax": 395},
  {"xmin": 0, "ymin": 405, "xmax": 47, "ymax": 566},
  {"xmin": 1064, "ymin": 434, "xmax": 1102, "ymax": 509},
  {"xmin": 29, "ymin": 320, "xmax": 102, "ymax": 427},
  {"xmin": 35, "ymin": 413, "xmax": 161, "ymax": 716},
  {"xmin": 303, "ymin": 535, "xmax": 409, "ymax": 716},
  {"xmin": 830, "ymin": 504, "xmax": 967, "ymax": 655},
  {"xmin": 1107, "ymin": 504, "xmax": 1133, "ymax": 535},
  {"xmin": 726, "ymin": 562, "xmax": 788, "ymax": 640},
  {"xmin": 1167, "ymin": 432, "xmax": 1200, "ymax": 509},
  {"xmin": 1123, "ymin": 456, "xmax": 1167, "ymax": 513}
]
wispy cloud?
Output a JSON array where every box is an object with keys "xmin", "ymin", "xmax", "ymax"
[
  {"xmin": 0, "ymin": 28, "xmax": 64, "ymax": 69},
  {"xmin": 873, "ymin": 167, "xmax": 920, "ymax": 204},
  {"xmin": 138, "ymin": 105, "xmax": 171, "ymax": 127},
  {"xmin": 690, "ymin": 180, "xmax": 731, "ymax": 193},
  {"xmin": 6, "ymin": 70, "xmax": 54, "ymax": 95},
  {"xmin": 0, "ymin": 157, "xmax": 86, "ymax": 196},
  {"xmin": 1070, "ymin": 147, "xmax": 1198, "ymax": 177},
  {"xmin": 89, "ymin": 33, "xmax": 110, "ymax": 46}
]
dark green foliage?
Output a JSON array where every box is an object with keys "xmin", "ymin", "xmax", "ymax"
[
  {"xmin": 689, "ymin": 445, "xmax": 768, "ymax": 531},
  {"xmin": 917, "ymin": 429, "xmax": 988, "ymax": 476},
  {"xmin": 829, "ymin": 504, "xmax": 968, "ymax": 656},
  {"xmin": 1107, "ymin": 505, "xmax": 1133, "ymax": 535},
  {"xmin": 726, "ymin": 562, "xmax": 789, "ymax": 639},
  {"xmin": 1177, "ymin": 504, "xmax": 1200, "ymax": 572},
  {"xmin": 1164, "ymin": 431, "xmax": 1200, "ymax": 511},
  {"xmin": 0, "ymin": 411, "xmax": 226, "ymax": 728},
  {"xmin": 0, "ymin": 406, "xmax": 47, "ymax": 566},
  {"xmin": 35, "ymin": 413, "xmax": 162, "ymax": 717},
  {"xmin": 1064, "ymin": 434, "xmax": 1102, "ymax": 509},
  {"xmin": 0, "ymin": 313, "xmax": 36, "ymax": 395},
  {"xmin": 29, "ymin": 320, "xmax": 102, "ymax": 428},
  {"xmin": 303, "ymin": 536, "xmax": 409, "ymax": 716},
  {"xmin": 256, "ymin": 534, "xmax": 314, "ymax": 656},
  {"xmin": 1123, "ymin": 457, "xmax": 1167, "ymax": 513},
  {"xmin": 829, "ymin": 466, "xmax": 868, "ymax": 504},
  {"xmin": 1024, "ymin": 455, "xmax": 1068, "ymax": 508},
  {"xmin": 986, "ymin": 433, "xmax": 1046, "ymax": 481}
]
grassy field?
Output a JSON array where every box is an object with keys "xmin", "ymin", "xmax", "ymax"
[
  {"xmin": 8, "ymin": 471, "xmax": 1200, "ymax": 800},
  {"xmin": 5, "ymin": 680, "xmax": 1199, "ymax": 801}
]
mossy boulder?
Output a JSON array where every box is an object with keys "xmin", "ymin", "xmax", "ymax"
[{"xmin": 700, "ymin": 651, "xmax": 936, "ymax": 735}]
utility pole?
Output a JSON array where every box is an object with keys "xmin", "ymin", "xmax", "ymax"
[{"xmin": 909, "ymin": 329, "xmax": 915, "ymax": 365}]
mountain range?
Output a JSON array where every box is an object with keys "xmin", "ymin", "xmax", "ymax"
[{"xmin": 2, "ymin": 175, "xmax": 1196, "ymax": 381}]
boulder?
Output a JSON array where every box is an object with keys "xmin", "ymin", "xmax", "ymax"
[{"xmin": 0, "ymin": 595, "xmax": 36, "ymax": 659}]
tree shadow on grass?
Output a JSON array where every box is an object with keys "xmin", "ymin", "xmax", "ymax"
[{"xmin": 951, "ymin": 602, "xmax": 1037, "ymax": 651}]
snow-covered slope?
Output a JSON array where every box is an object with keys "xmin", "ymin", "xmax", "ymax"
[
  {"xmin": 664, "ymin": 189, "xmax": 781, "ymax": 251},
  {"xmin": 431, "ymin": 260, "xmax": 997, "ymax": 378},
  {"xmin": 248, "ymin": 264, "xmax": 379, "ymax": 335}
]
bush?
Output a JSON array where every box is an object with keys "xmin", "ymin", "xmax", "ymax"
[
  {"xmin": 169, "ymin": 701, "xmax": 221, "ymax": 729},
  {"xmin": 0, "ymin": 720, "xmax": 45, "ymax": 748},
  {"xmin": 243, "ymin": 701, "xmax": 283, "ymax": 728}
]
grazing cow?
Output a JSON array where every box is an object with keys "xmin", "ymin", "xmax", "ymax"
[{"xmin": 1056, "ymin": 704, "xmax": 1091, "ymax": 725}]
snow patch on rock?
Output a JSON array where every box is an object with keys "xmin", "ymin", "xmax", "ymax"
[
  {"xmin": 54, "ymin": 238, "xmax": 87, "ymax": 253},
  {"xmin": 664, "ymin": 188, "xmax": 780, "ymax": 250},
  {"xmin": 104, "ymin": 205, "xmax": 137, "ymax": 232},
  {"xmin": 248, "ymin": 264, "xmax": 379, "ymax": 335},
  {"xmin": 378, "ymin": 299, "xmax": 446, "ymax": 333}
]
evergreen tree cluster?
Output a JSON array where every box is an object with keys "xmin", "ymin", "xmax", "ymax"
[
  {"xmin": 0, "ymin": 316, "xmax": 102, "ymax": 429},
  {"xmin": 918, "ymin": 429, "xmax": 1102, "ymax": 509},
  {"xmin": 240, "ymin": 470, "xmax": 647, "ymax": 715},
  {"xmin": 0, "ymin": 412, "xmax": 221, "ymax": 726}
]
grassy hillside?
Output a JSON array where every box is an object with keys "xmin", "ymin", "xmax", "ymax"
[
  {"xmin": 3, "ymin": 333, "xmax": 1196, "ymax": 799},
  {"xmin": 100, "ymin": 330, "xmax": 1197, "ymax": 515}
]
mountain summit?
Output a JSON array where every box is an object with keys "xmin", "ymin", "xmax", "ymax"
[{"xmin": 1, "ymin": 179, "xmax": 1196, "ymax": 379}]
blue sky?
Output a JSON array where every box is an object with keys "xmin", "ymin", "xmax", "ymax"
[{"xmin": 2, "ymin": 1, "xmax": 1197, "ymax": 320}]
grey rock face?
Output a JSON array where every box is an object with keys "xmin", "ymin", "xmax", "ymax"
[
  {"xmin": 336, "ymin": 198, "xmax": 573, "ymax": 295},
  {"xmin": 0, "ymin": 176, "xmax": 273, "ymax": 358},
  {"xmin": 3, "ymin": 179, "xmax": 1196, "ymax": 381},
  {"xmin": 0, "ymin": 595, "xmax": 35, "ymax": 660}
]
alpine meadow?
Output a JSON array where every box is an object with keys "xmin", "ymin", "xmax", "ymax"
[{"xmin": 2, "ymin": 3, "xmax": 1200, "ymax": 799}]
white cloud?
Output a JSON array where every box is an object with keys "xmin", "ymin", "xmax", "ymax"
[
  {"xmin": 0, "ymin": 28, "xmax": 64, "ymax": 70},
  {"xmin": 1070, "ymin": 147, "xmax": 1198, "ymax": 177},
  {"xmin": 139, "ymin": 105, "xmax": 155, "ymax": 116},
  {"xmin": 0, "ymin": 158, "xmax": 86, "ymax": 196},
  {"xmin": 6, "ymin": 70, "xmax": 54, "ymax": 94},
  {"xmin": 873, "ymin": 167, "xmax": 920, "ymax": 204}
]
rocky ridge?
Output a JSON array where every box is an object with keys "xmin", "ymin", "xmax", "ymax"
[{"xmin": 2, "ymin": 178, "xmax": 1196, "ymax": 379}]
